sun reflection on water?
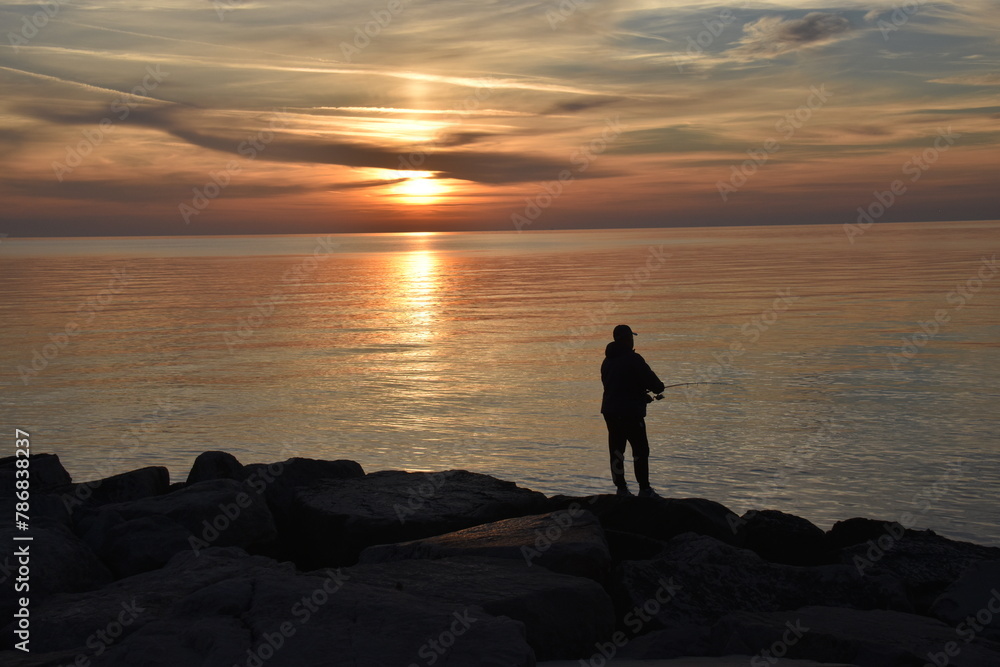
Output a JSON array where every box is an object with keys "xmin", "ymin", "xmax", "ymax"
[{"xmin": 398, "ymin": 249, "xmax": 438, "ymax": 333}]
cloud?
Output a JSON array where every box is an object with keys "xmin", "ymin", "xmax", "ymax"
[
  {"xmin": 325, "ymin": 178, "xmax": 408, "ymax": 191},
  {"xmin": 929, "ymin": 73, "xmax": 1000, "ymax": 86},
  {"xmin": 18, "ymin": 103, "xmax": 611, "ymax": 185},
  {"xmin": 609, "ymin": 125, "xmax": 730, "ymax": 155},
  {"xmin": 729, "ymin": 12, "xmax": 853, "ymax": 59},
  {"xmin": 0, "ymin": 176, "xmax": 314, "ymax": 204},
  {"xmin": 433, "ymin": 131, "xmax": 495, "ymax": 147},
  {"xmin": 0, "ymin": 128, "xmax": 26, "ymax": 153},
  {"xmin": 542, "ymin": 97, "xmax": 623, "ymax": 115}
]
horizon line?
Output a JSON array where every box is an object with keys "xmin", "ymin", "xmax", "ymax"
[{"xmin": 4, "ymin": 218, "xmax": 999, "ymax": 242}]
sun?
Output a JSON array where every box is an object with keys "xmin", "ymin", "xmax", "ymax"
[{"xmin": 393, "ymin": 171, "xmax": 449, "ymax": 205}]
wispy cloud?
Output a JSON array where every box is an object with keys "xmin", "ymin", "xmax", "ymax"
[
  {"xmin": 930, "ymin": 73, "xmax": 1000, "ymax": 86},
  {"xmin": 728, "ymin": 12, "xmax": 854, "ymax": 59}
]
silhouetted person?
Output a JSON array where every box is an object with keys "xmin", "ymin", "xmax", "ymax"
[{"xmin": 601, "ymin": 324, "xmax": 665, "ymax": 498}]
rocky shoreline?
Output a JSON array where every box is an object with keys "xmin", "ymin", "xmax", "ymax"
[{"xmin": 1, "ymin": 451, "xmax": 999, "ymax": 666}]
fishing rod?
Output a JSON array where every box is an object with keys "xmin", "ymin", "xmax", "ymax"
[{"xmin": 648, "ymin": 382, "xmax": 734, "ymax": 401}]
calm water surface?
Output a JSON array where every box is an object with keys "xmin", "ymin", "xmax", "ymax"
[{"xmin": 2, "ymin": 223, "xmax": 998, "ymax": 544}]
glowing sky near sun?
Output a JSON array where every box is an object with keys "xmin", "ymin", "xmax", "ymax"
[{"xmin": 0, "ymin": 0, "xmax": 997, "ymax": 236}]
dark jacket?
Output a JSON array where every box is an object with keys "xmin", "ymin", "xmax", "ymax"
[{"xmin": 601, "ymin": 341, "xmax": 665, "ymax": 417}]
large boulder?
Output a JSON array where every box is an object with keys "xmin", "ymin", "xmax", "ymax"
[
  {"xmin": 929, "ymin": 559, "xmax": 1000, "ymax": 644},
  {"xmin": 186, "ymin": 451, "xmax": 244, "ymax": 485},
  {"xmin": 839, "ymin": 527, "xmax": 1000, "ymax": 614},
  {"xmin": 546, "ymin": 495, "xmax": 741, "ymax": 546},
  {"xmin": 288, "ymin": 469, "xmax": 546, "ymax": 567},
  {"xmin": 712, "ymin": 605, "xmax": 1000, "ymax": 666},
  {"xmin": 360, "ymin": 508, "xmax": 611, "ymax": 582},
  {"xmin": 736, "ymin": 509, "xmax": 834, "ymax": 566},
  {"xmin": 242, "ymin": 457, "xmax": 365, "ymax": 500},
  {"xmin": 0, "ymin": 518, "xmax": 111, "ymax": 633},
  {"xmin": 827, "ymin": 517, "xmax": 906, "ymax": 549},
  {"xmin": 344, "ymin": 555, "xmax": 613, "ymax": 659},
  {"xmin": 75, "ymin": 478, "xmax": 278, "ymax": 576},
  {"xmin": 0, "ymin": 548, "xmax": 289, "ymax": 654},
  {"xmin": 604, "ymin": 528, "xmax": 669, "ymax": 563},
  {"xmin": 612, "ymin": 533, "xmax": 910, "ymax": 639},
  {"xmin": 61, "ymin": 466, "xmax": 170, "ymax": 511},
  {"xmin": 0, "ymin": 453, "xmax": 71, "ymax": 495},
  {"xmin": 220, "ymin": 457, "xmax": 364, "ymax": 563},
  {"xmin": 87, "ymin": 514, "xmax": 195, "ymax": 578},
  {"xmin": 0, "ymin": 548, "xmax": 534, "ymax": 667},
  {"xmin": 242, "ymin": 457, "xmax": 365, "ymax": 555}
]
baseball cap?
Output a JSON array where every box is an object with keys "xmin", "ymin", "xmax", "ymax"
[{"xmin": 612, "ymin": 324, "xmax": 637, "ymax": 342}]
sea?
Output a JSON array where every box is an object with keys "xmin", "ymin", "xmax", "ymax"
[{"xmin": 2, "ymin": 222, "xmax": 998, "ymax": 546}]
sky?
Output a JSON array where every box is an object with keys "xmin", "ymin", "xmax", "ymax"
[{"xmin": 0, "ymin": 0, "xmax": 998, "ymax": 236}]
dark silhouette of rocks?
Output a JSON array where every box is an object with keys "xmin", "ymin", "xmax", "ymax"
[
  {"xmin": 82, "ymin": 513, "xmax": 192, "ymax": 578},
  {"xmin": 2, "ymin": 548, "xmax": 534, "ymax": 666},
  {"xmin": 288, "ymin": 469, "xmax": 547, "ymax": 567},
  {"xmin": 930, "ymin": 560, "xmax": 1000, "ymax": 644},
  {"xmin": 827, "ymin": 516, "xmax": 908, "ymax": 549},
  {"xmin": 838, "ymin": 527, "xmax": 1000, "ymax": 615},
  {"xmin": 244, "ymin": 457, "xmax": 365, "ymax": 491},
  {"xmin": 70, "ymin": 466, "xmax": 171, "ymax": 508},
  {"xmin": 240, "ymin": 456, "xmax": 365, "ymax": 564},
  {"xmin": 0, "ymin": 518, "xmax": 111, "ymax": 620},
  {"xmin": 604, "ymin": 526, "xmax": 670, "ymax": 562},
  {"xmin": 186, "ymin": 450, "xmax": 245, "ymax": 485},
  {"xmin": 359, "ymin": 508, "xmax": 611, "ymax": 582},
  {"xmin": 615, "ymin": 532, "xmax": 912, "ymax": 623},
  {"xmin": 0, "ymin": 453, "xmax": 71, "ymax": 493},
  {"xmin": 713, "ymin": 606, "xmax": 1000, "ymax": 666},
  {"xmin": 736, "ymin": 509, "xmax": 834, "ymax": 566},
  {"xmin": 342, "ymin": 555, "xmax": 613, "ymax": 659},
  {"xmin": 2, "ymin": 451, "xmax": 999, "ymax": 667},
  {"xmin": 76, "ymin": 478, "xmax": 278, "ymax": 576},
  {"xmin": 547, "ymin": 494, "xmax": 742, "ymax": 546}
]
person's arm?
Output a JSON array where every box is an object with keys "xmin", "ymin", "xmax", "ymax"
[{"xmin": 634, "ymin": 353, "xmax": 665, "ymax": 394}]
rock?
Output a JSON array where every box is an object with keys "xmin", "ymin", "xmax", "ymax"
[
  {"xmin": 546, "ymin": 495, "xmax": 741, "ymax": 546},
  {"xmin": 0, "ymin": 649, "xmax": 83, "ymax": 667},
  {"xmin": 289, "ymin": 469, "xmax": 546, "ymax": 567},
  {"xmin": 243, "ymin": 457, "xmax": 365, "ymax": 500},
  {"xmin": 343, "ymin": 555, "xmax": 613, "ymax": 659},
  {"xmin": 607, "ymin": 623, "xmax": 713, "ymax": 660},
  {"xmin": 22, "ymin": 493, "xmax": 73, "ymax": 526},
  {"xmin": 104, "ymin": 578, "xmax": 533, "ymax": 667},
  {"xmin": 930, "ymin": 560, "xmax": 1000, "ymax": 643},
  {"xmin": 99, "ymin": 617, "xmax": 250, "ymax": 667},
  {"xmin": 737, "ymin": 509, "xmax": 834, "ymax": 566},
  {"xmin": 359, "ymin": 508, "xmax": 611, "ymax": 582},
  {"xmin": 0, "ymin": 453, "xmax": 71, "ymax": 495},
  {"xmin": 61, "ymin": 466, "xmax": 170, "ymax": 511},
  {"xmin": 186, "ymin": 451, "xmax": 244, "ymax": 485},
  {"xmin": 611, "ymin": 533, "xmax": 911, "ymax": 640},
  {"xmin": 604, "ymin": 528, "xmax": 668, "ymax": 563},
  {"xmin": 240, "ymin": 457, "xmax": 364, "ymax": 563},
  {"xmin": 827, "ymin": 517, "xmax": 906, "ymax": 549},
  {"xmin": 89, "ymin": 514, "xmax": 195, "ymax": 578},
  {"xmin": 712, "ymin": 605, "xmax": 1000, "ymax": 666},
  {"xmin": 840, "ymin": 528, "xmax": 1000, "ymax": 614},
  {"xmin": 244, "ymin": 457, "xmax": 365, "ymax": 521},
  {"xmin": 0, "ymin": 518, "xmax": 111, "ymax": 626},
  {"xmin": 0, "ymin": 548, "xmax": 291, "ymax": 655},
  {"xmin": 1, "ymin": 548, "xmax": 535, "ymax": 666},
  {"xmin": 75, "ymin": 479, "xmax": 278, "ymax": 572}
]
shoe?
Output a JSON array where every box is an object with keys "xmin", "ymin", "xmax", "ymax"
[
  {"xmin": 615, "ymin": 486, "xmax": 633, "ymax": 497},
  {"xmin": 638, "ymin": 487, "xmax": 660, "ymax": 499}
]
